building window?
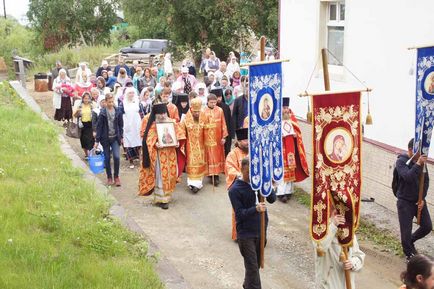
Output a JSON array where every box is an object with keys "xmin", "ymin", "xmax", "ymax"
[{"xmin": 327, "ymin": 2, "xmax": 345, "ymax": 65}]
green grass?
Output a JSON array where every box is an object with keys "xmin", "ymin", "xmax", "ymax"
[
  {"xmin": 293, "ymin": 186, "xmax": 403, "ymax": 256},
  {"xmin": 0, "ymin": 81, "xmax": 163, "ymax": 289}
]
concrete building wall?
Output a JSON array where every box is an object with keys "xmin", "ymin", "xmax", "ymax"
[
  {"xmin": 295, "ymin": 120, "xmax": 434, "ymax": 221},
  {"xmin": 280, "ymin": 0, "xmax": 434, "ymax": 156}
]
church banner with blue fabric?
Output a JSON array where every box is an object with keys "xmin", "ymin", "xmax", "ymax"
[
  {"xmin": 414, "ymin": 46, "xmax": 434, "ymax": 155},
  {"xmin": 249, "ymin": 62, "xmax": 284, "ymax": 197}
]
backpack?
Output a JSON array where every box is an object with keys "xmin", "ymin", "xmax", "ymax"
[
  {"xmin": 391, "ymin": 165, "xmax": 399, "ymax": 197},
  {"xmin": 392, "ymin": 155, "xmax": 406, "ymax": 197}
]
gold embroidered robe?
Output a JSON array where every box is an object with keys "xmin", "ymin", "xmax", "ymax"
[{"xmin": 203, "ymin": 106, "xmax": 228, "ymax": 175}]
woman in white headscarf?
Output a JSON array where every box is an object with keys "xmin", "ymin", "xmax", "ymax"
[
  {"xmin": 195, "ymin": 82, "xmax": 209, "ymax": 108},
  {"xmin": 75, "ymin": 62, "xmax": 92, "ymax": 83},
  {"xmin": 121, "ymin": 87, "xmax": 142, "ymax": 169},
  {"xmin": 53, "ymin": 69, "xmax": 74, "ymax": 124},
  {"xmin": 226, "ymin": 57, "xmax": 240, "ymax": 80},
  {"xmin": 164, "ymin": 53, "xmax": 173, "ymax": 75}
]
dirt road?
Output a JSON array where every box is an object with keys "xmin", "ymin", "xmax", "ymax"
[{"xmin": 30, "ymin": 86, "xmax": 404, "ymax": 289}]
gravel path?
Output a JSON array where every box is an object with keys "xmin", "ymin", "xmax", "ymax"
[{"xmin": 29, "ymin": 84, "xmax": 406, "ymax": 289}]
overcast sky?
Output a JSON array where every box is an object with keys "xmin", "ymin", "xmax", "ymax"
[{"xmin": 4, "ymin": 0, "xmax": 29, "ymax": 23}]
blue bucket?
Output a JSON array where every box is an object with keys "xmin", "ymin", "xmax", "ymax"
[{"xmin": 89, "ymin": 149, "xmax": 105, "ymax": 174}]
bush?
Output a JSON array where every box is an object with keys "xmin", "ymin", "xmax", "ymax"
[{"xmin": 0, "ymin": 18, "xmax": 42, "ymax": 79}]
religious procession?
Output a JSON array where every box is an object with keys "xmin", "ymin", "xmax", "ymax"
[
  {"xmin": 11, "ymin": 1, "xmax": 430, "ymax": 288},
  {"xmin": 48, "ymin": 38, "xmax": 434, "ymax": 288}
]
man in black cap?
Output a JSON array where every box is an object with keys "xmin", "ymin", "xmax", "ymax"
[
  {"xmin": 139, "ymin": 102, "xmax": 184, "ymax": 209},
  {"xmin": 211, "ymin": 87, "xmax": 234, "ymax": 157}
]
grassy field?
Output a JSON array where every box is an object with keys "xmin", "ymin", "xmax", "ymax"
[{"xmin": 0, "ymin": 81, "xmax": 163, "ymax": 288}]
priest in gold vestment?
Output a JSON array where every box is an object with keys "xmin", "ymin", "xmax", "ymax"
[
  {"xmin": 180, "ymin": 98, "xmax": 207, "ymax": 193},
  {"xmin": 203, "ymin": 93, "xmax": 228, "ymax": 186}
]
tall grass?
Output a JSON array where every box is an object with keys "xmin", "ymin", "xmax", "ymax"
[
  {"xmin": 0, "ymin": 81, "xmax": 163, "ymax": 289},
  {"xmin": 28, "ymin": 45, "xmax": 119, "ymax": 75}
]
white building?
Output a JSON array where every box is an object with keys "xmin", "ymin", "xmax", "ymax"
[{"xmin": 279, "ymin": 0, "xmax": 434, "ymax": 154}]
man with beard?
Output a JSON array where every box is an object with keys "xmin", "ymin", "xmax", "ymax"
[
  {"xmin": 225, "ymin": 128, "xmax": 249, "ymax": 241},
  {"xmin": 278, "ymin": 97, "xmax": 310, "ymax": 203},
  {"xmin": 204, "ymin": 93, "xmax": 228, "ymax": 186},
  {"xmin": 138, "ymin": 103, "xmax": 185, "ymax": 209},
  {"xmin": 181, "ymin": 98, "xmax": 207, "ymax": 193},
  {"xmin": 400, "ymin": 255, "xmax": 434, "ymax": 289},
  {"xmin": 212, "ymin": 87, "xmax": 234, "ymax": 157}
]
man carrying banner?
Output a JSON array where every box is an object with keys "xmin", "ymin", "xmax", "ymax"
[
  {"xmin": 310, "ymin": 91, "xmax": 364, "ymax": 289},
  {"xmin": 181, "ymin": 98, "xmax": 207, "ymax": 194},
  {"xmin": 138, "ymin": 103, "xmax": 184, "ymax": 209},
  {"xmin": 395, "ymin": 138, "xmax": 432, "ymax": 261},
  {"xmin": 278, "ymin": 97, "xmax": 310, "ymax": 203},
  {"xmin": 226, "ymin": 128, "xmax": 249, "ymax": 241},
  {"xmin": 204, "ymin": 93, "xmax": 228, "ymax": 186},
  {"xmin": 228, "ymin": 156, "xmax": 276, "ymax": 289},
  {"xmin": 314, "ymin": 198, "xmax": 365, "ymax": 289}
]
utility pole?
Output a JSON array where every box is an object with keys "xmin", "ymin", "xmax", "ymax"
[{"xmin": 3, "ymin": 0, "xmax": 6, "ymax": 19}]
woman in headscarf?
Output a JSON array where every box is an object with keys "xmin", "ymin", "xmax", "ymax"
[
  {"xmin": 176, "ymin": 93, "xmax": 189, "ymax": 122},
  {"xmin": 195, "ymin": 82, "xmax": 208, "ymax": 108},
  {"xmin": 227, "ymin": 57, "xmax": 240, "ymax": 80},
  {"xmin": 224, "ymin": 87, "xmax": 235, "ymax": 113},
  {"xmin": 231, "ymin": 70, "xmax": 242, "ymax": 88},
  {"xmin": 73, "ymin": 91, "xmax": 96, "ymax": 159},
  {"xmin": 133, "ymin": 66, "xmax": 143, "ymax": 92},
  {"xmin": 117, "ymin": 67, "xmax": 130, "ymax": 87},
  {"xmin": 139, "ymin": 87, "xmax": 153, "ymax": 118},
  {"xmin": 164, "ymin": 53, "xmax": 173, "ymax": 75},
  {"xmin": 75, "ymin": 62, "xmax": 92, "ymax": 83},
  {"xmin": 52, "ymin": 69, "xmax": 74, "ymax": 124},
  {"xmin": 96, "ymin": 76, "xmax": 110, "ymax": 96},
  {"xmin": 75, "ymin": 71, "xmax": 94, "ymax": 100},
  {"xmin": 121, "ymin": 87, "xmax": 143, "ymax": 169}
]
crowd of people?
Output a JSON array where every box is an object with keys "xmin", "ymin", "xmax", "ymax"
[{"xmin": 50, "ymin": 49, "xmax": 434, "ymax": 289}]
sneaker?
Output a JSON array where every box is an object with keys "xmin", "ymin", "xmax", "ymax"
[
  {"xmin": 191, "ymin": 186, "xmax": 199, "ymax": 194},
  {"xmin": 107, "ymin": 178, "xmax": 114, "ymax": 186},
  {"xmin": 160, "ymin": 203, "xmax": 169, "ymax": 210},
  {"xmin": 278, "ymin": 195, "xmax": 288, "ymax": 203},
  {"xmin": 406, "ymin": 254, "xmax": 416, "ymax": 264},
  {"xmin": 285, "ymin": 194, "xmax": 292, "ymax": 201},
  {"xmin": 129, "ymin": 164, "xmax": 135, "ymax": 169},
  {"xmin": 114, "ymin": 177, "xmax": 121, "ymax": 187}
]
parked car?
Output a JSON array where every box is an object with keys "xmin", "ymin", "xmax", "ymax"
[{"xmin": 119, "ymin": 39, "xmax": 168, "ymax": 57}]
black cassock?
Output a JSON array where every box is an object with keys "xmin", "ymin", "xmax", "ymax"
[{"xmin": 218, "ymin": 101, "xmax": 234, "ymax": 157}]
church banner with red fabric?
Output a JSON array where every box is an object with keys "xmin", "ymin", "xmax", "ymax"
[{"xmin": 310, "ymin": 91, "xmax": 362, "ymax": 247}]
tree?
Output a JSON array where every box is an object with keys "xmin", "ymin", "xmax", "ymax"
[
  {"xmin": 121, "ymin": 0, "xmax": 278, "ymax": 63},
  {"xmin": 27, "ymin": 0, "xmax": 119, "ymax": 51}
]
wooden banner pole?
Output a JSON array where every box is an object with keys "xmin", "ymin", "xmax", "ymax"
[
  {"xmin": 321, "ymin": 48, "xmax": 352, "ymax": 289},
  {"xmin": 321, "ymin": 48, "xmax": 331, "ymax": 91},
  {"xmin": 258, "ymin": 35, "xmax": 266, "ymax": 269},
  {"xmin": 417, "ymin": 165, "xmax": 425, "ymax": 225}
]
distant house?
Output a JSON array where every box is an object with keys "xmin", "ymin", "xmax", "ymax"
[{"xmin": 279, "ymin": 0, "xmax": 434, "ymax": 153}]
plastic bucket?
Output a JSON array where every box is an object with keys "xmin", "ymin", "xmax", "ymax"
[{"xmin": 89, "ymin": 149, "xmax": 105, "ymax": 174}]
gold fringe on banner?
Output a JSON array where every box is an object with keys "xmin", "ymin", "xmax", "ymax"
[
  {"xmin": 307, "ymin": 97, "xmax": 313, "ymax": 123},
  {"xmin": 365, "ymin": 91, "xmax": 373, "ymax": 125}
]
